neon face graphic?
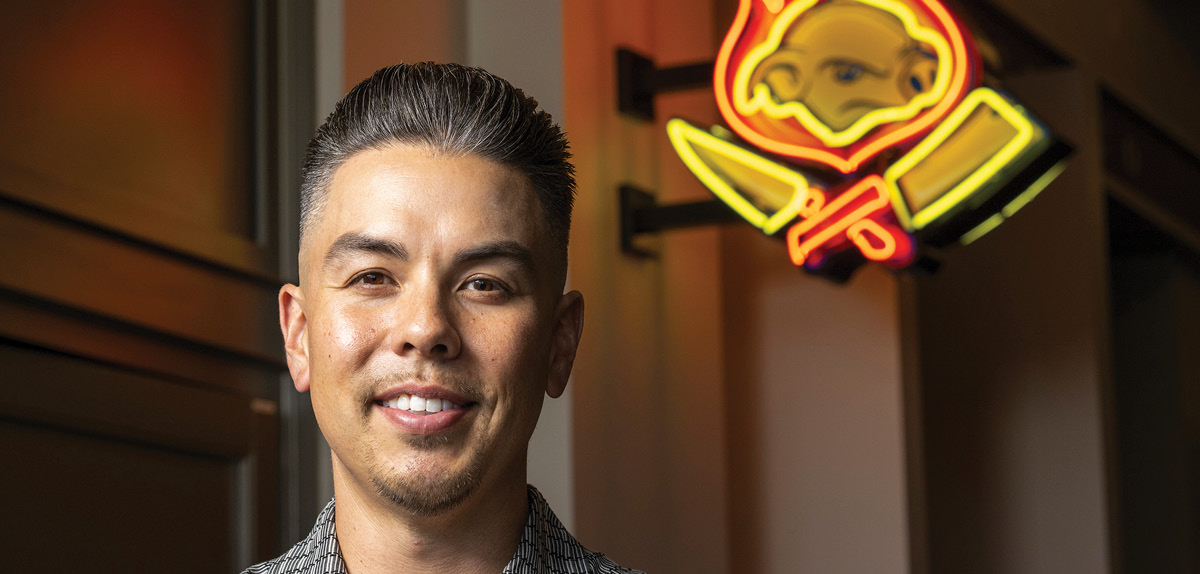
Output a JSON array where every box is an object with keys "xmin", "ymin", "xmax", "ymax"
[
  {"xmin": 668, "ymin": 0, "xmax": 1066, "ymax": 277},
  {"xmin": 736, "ymin": 0, "xmax": 950, "ymax": 145},
  {"xmin": 716, "ymin": 0, "xmax": 976, "ymax": 173}
]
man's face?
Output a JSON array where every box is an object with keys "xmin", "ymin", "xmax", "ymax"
[{"xmin": 279, "ymin": 144, "xmax": 583, "ymax": 515}]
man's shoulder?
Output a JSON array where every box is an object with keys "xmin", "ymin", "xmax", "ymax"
[{"xmin": 240, "ymin": 499, "xmax": 344, "ymax": 574}]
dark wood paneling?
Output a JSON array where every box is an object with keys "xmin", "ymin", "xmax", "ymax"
[
  {"xmin": 0, "ymin": 342, "xmax": 279, "ymax": 571},
  {"xmin": 0, "ymin": 0, "xmax": 316, "ymax": 566},
  {"xmin": 0, "ymin": 202, "xmax": 282, "ymax": 364},
  {"xmin": 0, "ymin": 0, "xmax": 266, "ymax": 273},
  {"xmin": 253, "ymin": 403, "xmax": 282, "ymax": 562},
  {"xmin": 0, "ymin": 291, "xmax": 277, "ymax": 397},
  {"xmin": 2, "ymin": 420, "xmax": 237, "ymax": 573},
  {"xmin": 0, "ymin": 164, "xmax": 278, "ymax": 281},
  {"xmin": 1103, "ymin": 91, "xmax": 1200, "ymax": 248},
  {"xmin": 0, "ymin": 344, "xmax": 252, "ymax": 458}
]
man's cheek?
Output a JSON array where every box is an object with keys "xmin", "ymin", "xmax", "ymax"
[{"xmin": 320, "ymin": 308, "xmax": 385, "ymax": 366}]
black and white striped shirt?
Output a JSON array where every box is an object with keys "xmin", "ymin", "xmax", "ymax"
[{"xmin": 241, "ymin": 485, "xmax": 642, "ymax": 574}]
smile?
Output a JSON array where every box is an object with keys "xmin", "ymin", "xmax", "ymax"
[
  {"xmin": 374, "ymin": 391, "xmax": 476, "ymax": 435},
  {"xmin": 376, "ymin": 394, "xmax": 465, "ymax": 414}
]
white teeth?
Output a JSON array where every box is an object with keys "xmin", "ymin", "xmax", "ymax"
[{"xmin": 382, "ymin": 394, "xmax": 462, "ymax": 413}]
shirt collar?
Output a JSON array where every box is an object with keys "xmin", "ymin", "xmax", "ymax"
[{"xmin": 277, "ymin": 485, "xmax": 592, "ymax": 574}]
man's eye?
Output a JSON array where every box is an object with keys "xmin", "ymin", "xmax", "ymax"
[
  {"xmin": 466, "ymin": 278, "xmax": 498, "ymax": 291},
  {"xmin": 354, "ymin": 272, "xmax": 390, "ymax": 286}
]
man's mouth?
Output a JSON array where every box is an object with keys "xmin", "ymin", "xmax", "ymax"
[{"xmin": 376, "ymin": 394, "xmax": 467, "ymax": 415}]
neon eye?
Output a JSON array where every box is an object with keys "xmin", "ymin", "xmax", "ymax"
[
  {"xmin": 835, "ymin": 64, "xmax": 863, "ymax": 82},
  {"xmin": 909, "ymin": 76, "xmax": 923, "ymax": 92}
]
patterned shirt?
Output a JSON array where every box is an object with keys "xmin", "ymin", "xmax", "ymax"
[{"xmin": 241, "ymin": 485, "xmax": 642, "ymax": 574}]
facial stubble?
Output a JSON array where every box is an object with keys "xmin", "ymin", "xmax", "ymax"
[{"xmin": 360, "ymin": 370, "xmax": 489, "ymax": 517}]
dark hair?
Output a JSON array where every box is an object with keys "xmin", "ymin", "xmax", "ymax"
[{"xmin": 300, "ymin": 62, "xmax": 576, "ymax": 272}]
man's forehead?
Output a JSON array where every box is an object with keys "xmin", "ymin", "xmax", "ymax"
[
  {"xmin": 319, "ymin": 146, "xmax": 527, "ymax": 219},
  {"xmin": 301, "ymin": 145, "xmax": 549, "ymax": 269},
  {"xmin": 336, "ymin": 145, "xmax": 521, "ymax": 190}
]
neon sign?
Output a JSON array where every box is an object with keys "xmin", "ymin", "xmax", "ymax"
[
  {"xmin": 671, "ymin": 0, "xmax": 1068, "ymax": 278},
  {"xmin": 715, "ymin": 0, "xmax": 975, "ymax": 173},
  {"xmin": 785, "ymin": 175, "xmax": 914, "ymax": 268},
  {"xmin": 667, "ymin": 119, "xmax": 821, "ymax": 235}
]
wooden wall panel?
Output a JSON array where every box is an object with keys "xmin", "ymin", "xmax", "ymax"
[
  {"xmin": 0, "ymin": 295, "xmax": 274, "ymax": 397},
  {"xmin": 0, "ymin": 203, "xmax": 281, "ymax": 363},
  {"xmin": 0, "ymin": 165, "xmax": 276, "ymax": 278},
  {"xmin": 3, "ymin": 420, "xmax": 237, "ymax": 573},
  {"xmin": 0, "ymin": 343, "xmax": 278, "ymax": 571},
  {"xmin": 0, "ymin": 344, "xmax": 252, "ymax": 457},
  {"xmin": 0, "ymin": 1, "xmax": 317, "ymax": 569}
]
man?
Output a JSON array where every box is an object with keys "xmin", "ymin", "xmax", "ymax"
[{"xmin": 245, "ymin": 63, "xmax": 639, "ymax": 574}]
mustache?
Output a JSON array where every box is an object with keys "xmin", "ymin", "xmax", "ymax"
[{"xmin": 358, "ymin": 366, "xmax": 483, "ymax": 403}]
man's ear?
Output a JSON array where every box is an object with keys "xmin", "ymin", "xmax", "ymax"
[
  {"xmin": 279, "ymin": 284, "xmax": 312, "ymax": 393},
  {"xmin": 546, "ymin": 290, "xmax": 584, "ymax": 399}
]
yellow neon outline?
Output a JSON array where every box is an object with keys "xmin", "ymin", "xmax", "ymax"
[
  {"xmin": 733, "ymin": 0, "xmax": 954, "ymax": 148},
  {"xmin": 883, "ymin": 87, "xmax": 1035, "ymax": 230},
  {"xmin": 666, "ymin": 118, "xmax": 818, "ymax": 234},
  {"xmin": 956, "ymin": 160, "xmax": 1065, "ymax": 245},
  {"xmin": 1000, "ymin": 160, "xmax": 1065, "ymax": 219},
  {"xmin": 958, "ymin": 213, "xmax": 1004, "ymax": 245}
]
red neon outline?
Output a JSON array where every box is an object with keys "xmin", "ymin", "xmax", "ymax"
[
  {"xmin": 715, "ymin": 0, "xmax": 977, "ymax": 173},
  {"xmin": 786, "ymin": 175, "xmax": 914, "ymax": 267},
  {"xmin": 848, "ymin": 219, "xmax": 897, "ymax": 260}
]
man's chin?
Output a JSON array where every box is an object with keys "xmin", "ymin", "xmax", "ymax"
[
  {"xmin": 402, "ymin": 432, "xmax": 454, "ymax": 450},
  {"xmin": 369, "ymin": 458, "xmax": 484, "ymax": 517}
]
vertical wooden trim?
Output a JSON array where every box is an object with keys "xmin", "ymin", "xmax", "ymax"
[
  {"xmin": 269, "ymin": 0, "xmax": 321, "ymax": 552},
  {"xmin": 899, "ymin": 273, "xmax": 930, "ymax": 574}
]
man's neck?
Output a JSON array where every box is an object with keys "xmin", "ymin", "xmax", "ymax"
[{"xmin": 331, "ymin": 464, "xmax": 529, "ymax": 574}]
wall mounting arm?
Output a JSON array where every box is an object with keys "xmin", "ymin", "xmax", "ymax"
[
  {"xmin": 619, "ymin": 184, "xmax": 743, "ymax": 258},
  {"xmin": 617, "ymin": 47, "xmax": 714, "ymax": 121}
]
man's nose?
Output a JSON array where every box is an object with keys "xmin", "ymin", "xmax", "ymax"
[{"xmin": 390, "ymin": 286, "xmax": 462, "ymax": 359}]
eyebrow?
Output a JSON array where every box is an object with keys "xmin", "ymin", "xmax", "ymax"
[
  {"xmin": 323, "ymin": 232, "xmax": 409, "ymax": 269},
  {"xmin": 322, "ymin": 234, "xmax": 536, "ymax": 275},
  {"xmin": 452, "ymin": 240, "xmax": 537, "ymax": 274}
]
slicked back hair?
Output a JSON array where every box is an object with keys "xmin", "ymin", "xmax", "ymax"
[{"xmin": 300, "ymin": 63, "xmax": 576, "ymax": 283}]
